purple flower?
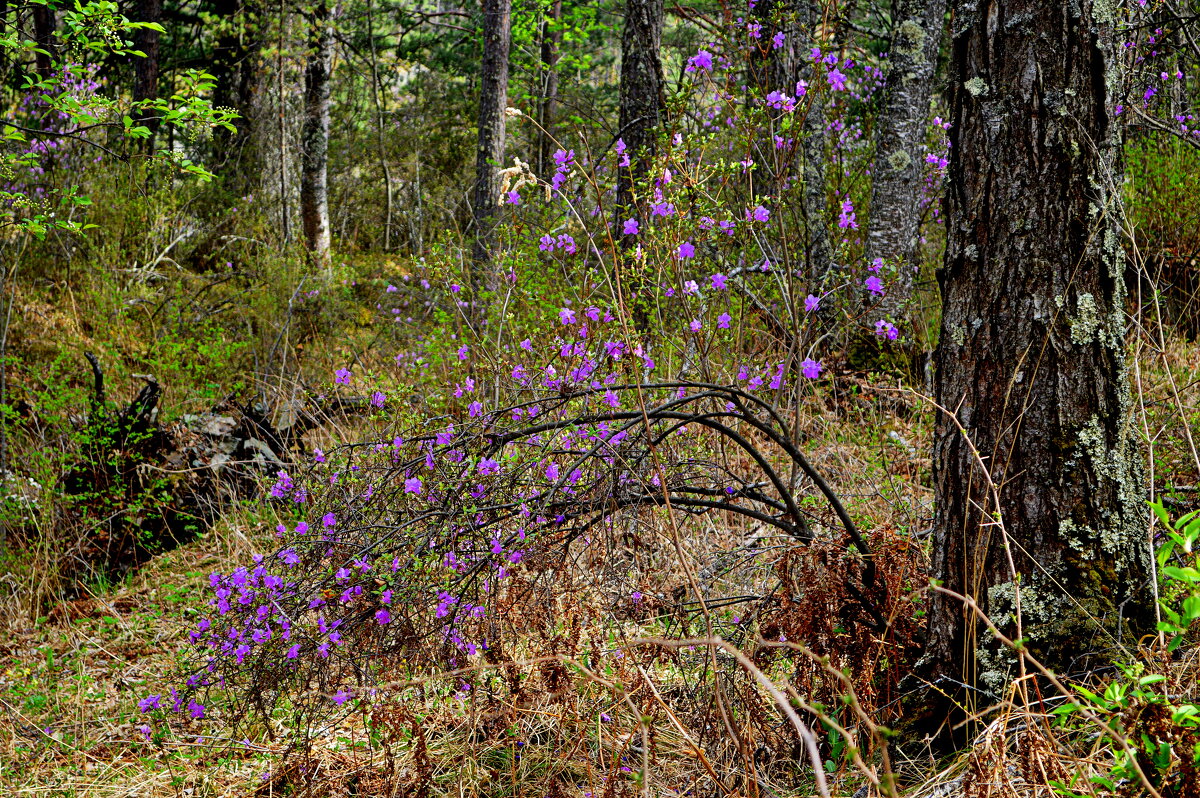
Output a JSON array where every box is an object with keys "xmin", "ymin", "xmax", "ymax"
[
  {"xmin": 187, "ymin": 700, "xmax": 205, "ymax": 719},
  {"xmin": 710, "ymin": 273, "xmax": 728, "ymax": 290},
  {"xmin": 468, "ymin": 401, "xmax": 483, "ymax": 417},
  {"xmin": 559, "ymin": 307, "xmax": 576, "ymax": 325},
  {"xmin": 678, "ymin": 241, "xmax": 696, "ymax": 259},
  {"xmin": 686, "ymin": 49, "xmax": 714, "ymax": 73},
  {"xmin": 827, "ymin": 68, "xmax": 847, "ymax": 91},
  {"xmin": 748, "ymin": 205, "xmax": 769, "ymax": 222},
  {"xmin": 800, "ymin": 358, "xmax": 822, "ymax": 379},
  {"xmin": 865, "ymin": 276, "xmax": 885, "ymax": 294},
  {"xmin": 331, "ymin": 689, "xmax": 353, "ymax": 705},
  {"xmin": 334, "ymin": 368, "xmax": 351, "ymax": 385},
  {"xmin": 718, "ymin": 313, "xmax": 732, "ymax": 329},
  {"xmin": 804, "ymin": 294, "xmax": 820, "ymax": 312},
  {"xmin": 370, "ymin": 391, "xmax": 386, "ymax": 408},
  {"xmin": 375, "ymin": 609, "xmax": 392, "ymax": 624},
  {"xmin": 689, "ymin": 319, "xmax": 702, "ymax": 332},
  {"xmin": 479, "ymin": 458, "xmax": 500, "ymax": 476},
  {"xmin": 405, "ymin": 476, "xmax": 422, "ymax": 494},
  {"xmin": 138, "ymin": 694, "xmax": 162, "ymax": 713},
  {"xmin": 772, "ymin": 31, "xmax": 785, "ymax": 49},
  {"xmin": 505, "ymin": 190, "xmax": 520, "ymax": 205},
  {"xmin": 313, "ymin": 447, "xmax": 326, "ymax": 463},
  {"xmin": 838, "ymin": 197, "xmax": 858, "ymax": 229},
  {"xmin": 457, "ymin": 345, "xmax": 469, "ymax": 361},
  {"xmin": 623, "ymin": 218, "xmax": 639, "ymax": 235},
  {"xmin": 875, "ymin": 320, "xmax": 899, "ymax": 340}
]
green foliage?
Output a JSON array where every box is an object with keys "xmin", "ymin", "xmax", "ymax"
[
  {"xmin": 0, "ymin": 0, "xmax": 236, "ymax": 238},
  {"xmin": 1047, "ymin": 502, "xmax": 1200, "ymax": 794}
]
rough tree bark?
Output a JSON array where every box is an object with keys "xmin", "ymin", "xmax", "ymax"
[
  {"xmin": 300, "ymin": 0, "xmax": 335, "ymax": 269},
  {"xmin": 757, "ymin": 0, "xmax": 833, "ymax": 286},
  {"xmin": 864, "ymin": 0, "xmax": 945, "ymax": 318},
  {"xmin": 616, "ymin": 0, "xmax": 664, "ymax": 330},
  {"xmin": 469, "ymin": 0, "xmax": 512, "ymax": 286},
  {"xmin": 31, "ymin": 3, "xmax": 54, "ymax": 80},
  {"xmin": 210, "ymin": 0, "xmax": 262, "ymax": 188},
  {"xmin": 925, "ymin": 0, "xmax": 1151, "ymax": 714},
  {"xmin": 535, "ymin": 0, "xmax": 563, "ymax": 180},
  {"xmin": 795, "ymin": 0, "xmax": 833, "ymax": 287},
  {"xmin": 133, "ymin": 0, "xmax": 163, "ymax": 145},
  {"xmin": 615, "ymin": 0, "xmax": 664, "ymax": 212}
]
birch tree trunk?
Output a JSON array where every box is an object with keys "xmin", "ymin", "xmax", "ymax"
[
  {"xmin": 924, "ymin": 0, "xmax": 1152, "ymax": 721},
  {"xmin": 864, "ymin": 0, "xmax": 946, "ymax": 322},
  {"xmin": 469, "ymin": 0, "xmax": 512, "ymax": 287},
  {"xmin": 300, "ymin": 0, "xmax": 335, "ymax": 269}
]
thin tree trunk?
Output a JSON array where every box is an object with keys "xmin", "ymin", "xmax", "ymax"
[
  {"xmin": 469, "ymin": 0, "xmax": 512, "ymax": 288},
  {"xmin": 615, "ymin": 0, "xmax": 664, "ymax": 212},
  {"xmin": 32, "ymin": 4, "xmax": 54, "ymax": 80},
  {"xmin": 300, "ymin": 0, "xmax": 335, "ymax": 269},
  {"xmin": 797, "ymin": 0, "xmax": 832, "ymax": 287},
  {"xmin": 211, "ymin": 0, "xmax": 262, "ymax": 188},
  {"xmin": 616, "ymin": 0, "xmax": 665, "ymax": 331},
  {"xmin": 277, "ymin": 0, "xmax": 290, "ymax": 243},
  {"xmin": 924, "ymin": 0, "xmax": 1151, "ymax": 725},
  {"xmin": 133, "ymin": 0, "xmax": 163, "ymax": 145},
  {"xmin": 535, "ymin": 0, "xmax": 562, "ymax": 180},
  {"xmin": 864, "ymin": 0, "xmax": 945, "ymax": 322},
  {"xmin": 365, "ymin": 0, "xmax": 394, "ymax": 251}
]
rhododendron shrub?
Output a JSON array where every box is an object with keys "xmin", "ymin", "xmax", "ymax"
[
  {"xmin": 143, "ymin": 0, "xmax": 936, "ymax": 749},
  {"xmin": 143, "ymin": 308, "xmax": 890, "ymax": 739}
]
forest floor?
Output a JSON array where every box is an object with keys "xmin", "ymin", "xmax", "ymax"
[{"xmin": 4, "ymin": 256, "xmax": 1200, "ymax": 797}]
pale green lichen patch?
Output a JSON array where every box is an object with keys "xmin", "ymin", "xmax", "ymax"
[
  {"xmin": 1069, "ymin": 292, "xmax": 1102, "ymax": 344},
  {"xmin": 886, "ymin": 149, "xmax": 912, "ymax": 172},
  {"xmin": 965, "ymin": 77, "xmax": 990, "ymax": 97},
  {"xmin": 948, "ymin": 322, "xmax": 966, "ymax": 347},
  {"xmin": 895, "ymin": 20, "xmax": 926, "ymax": 59},
  {"xmin": 1093, "ymin": 0, "xmax": 1119, "ymax": 25}
]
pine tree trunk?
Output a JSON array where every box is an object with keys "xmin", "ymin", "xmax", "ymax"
[
  {"xmin": 925, "ymin": 0, "xmax": 1152, "ymax": 715},
  {"xmin": 865, "ymin": 0, "xmax": 945, "ymax": 319},
  {"xmin": 300, "ymin": 0, "xmax": 335, "ymax": 269},
  {"xmin": 469, "ymin": 0, "xmax": 512, "ymax": 286},
  {"xmin": 133, "ymin": 0, "xmax": 163, "ymax": 145}
]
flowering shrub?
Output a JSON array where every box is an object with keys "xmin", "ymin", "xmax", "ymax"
[
  {"xmin": 146, "ymin": 309, "xmax": 888, "ymax": 735},
  {"xmin": 139, "ymin": 0, "xmax": 943, "ymax": 769}
]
